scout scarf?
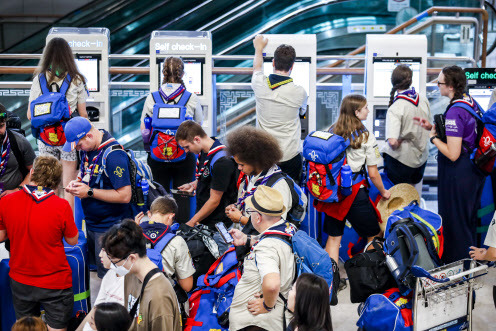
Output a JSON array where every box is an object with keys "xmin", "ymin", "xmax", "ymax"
[
  {"xmin": 237, "ymin": 165, "xmax": 282, "ymax": 211},
  {"xmin": 141, "ymin": 221, "xmax": 170, "ymax": 247},
  {"xmin": 195, "ymin": 140, "xmax": 226, "ymax": 179},
  {"xmin": 267, "ymin": 74, "xmax": 293, "ymax": 90},
  {"xmin": 159, "ymin": 85, "xmax": 185, "ymax": 102},
  {"xmin": 79, "ymin": 136, "xmax": 117, "ymax": 184},
  {"xmin": 251, "ymin": 221, "xmax": 296, "ymax": 251},
  {"xmin": 22, "ymin": 185, "xmax": 55, "ymax": 203},
  {"xmin": 394, "ymin": 87, "xmax": 419, "ymax": 106},
  {"xmin": 0, "ymin": 131, "xmax": 10, "ymax": 178}
]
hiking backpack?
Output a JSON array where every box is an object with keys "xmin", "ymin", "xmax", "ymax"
[
  {"xmin": 303, "ymin": 130, "xmax": 365, "ymax": 202},
  {"xmin": 357, "ymin": 288, "xmax": 413, "ymax": 331},
  {"xmin": 30, "ymin": 73, "xmax": 72, "ymax": 146},
  {"xmin": 265, "ymin": 172, "xmax": 308, "ymax": 225},
  {"xmin": 384, "ymin": 217, "xmax": 444, "ymax": 295},
  {"xmin": 100, "ymin": 145, "xmax": 166, "ymax": 211},
  {"xmin": 261, "ymin": 223, "xmax": 339, "ymax": 305},
  {"xmin": 149, "ymin": 90, "xmax": 192, "ymax": 162},
  {"xmin": 185, "ymin": 247, "xmax": 241, "ymax": 331}
]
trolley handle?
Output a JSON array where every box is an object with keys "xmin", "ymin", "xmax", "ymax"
[{"xmin": 411, "ymin": 265, "xmax": 450, "ymax": 283}]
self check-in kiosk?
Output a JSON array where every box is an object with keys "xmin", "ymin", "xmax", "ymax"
[
  {"xmin": 149, "ymin": 31, "xmax": 213, "ymax": 135},
  {"xmin": 46, "ymin": 27, "xmax": 110, "ymax": 131},
  {"xmin": 365, "ymin": 34, "xmax": 427, "ymax": 141},
  {"xmin": 465, "ymin": 68, "xmax": 496, "ymax": 111},
  {"xmin": 261, "ymin": 34, "xmax": 317, "ymax": 137}
]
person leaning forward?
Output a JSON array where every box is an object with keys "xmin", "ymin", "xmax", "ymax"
[{"xmin": 64, "ymin": 117, "xmax": 133, "ymax": 278}]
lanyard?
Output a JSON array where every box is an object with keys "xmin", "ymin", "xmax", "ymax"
[
  {"xmin": 0, "ymin": 132, "xmax": 11, "ymax": 178},
  {"xmin": 79, "ymin": 137, "xmax": 116, "ymax": 184}
]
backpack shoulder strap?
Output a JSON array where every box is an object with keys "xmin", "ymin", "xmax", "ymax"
[
  {"xmin": 154, "ymin": 233, "xmax": 176, "ymax": 253},
  {"xmin": 266, "ymin": 173, "xmax": 298, "ymax": 209},
  {"xmin": 7, "ymin": 130, "xmax": 28, "ymax": 179},
  {"xmin": 39, "ymin": 74, "xmax": 50, "ymax": 94},
  {"xmin": 451, "ymin": 101, "xmax": 483, "ymax": 121},
  {"xmin": 209, "ymin": 149, "xmax": 227, "ymax": 173},
  {"xmin": 151, "ymin": 91, "xmax": 163, "ymax": 104},
  {"xmin": 176, "ymin": 91, "xmax": 192, "ymax": 107},
  {"xmin": 102, "ymin": 144, "xmax": 127, "ymax": 176},
  {"xmin": 59, "ymin": 74, "xmax": 72, "ymax": 96},
  {"xmin": 129, "ymin": 268, "xmax": 161, "ymax": 319}
]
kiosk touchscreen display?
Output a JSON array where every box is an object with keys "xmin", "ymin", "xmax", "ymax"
[
  {"xmin": 159, "ymin": 58, "xmax": 204, "ymax": 95},
  {"xmin": 263, "ymin": 57, "xmax": 310, "ymax": 95},
  {"xmin": 372, "ymin": 57, "xmax": 421, "ymax": 98},
  {"xmin": 75, "ymin": 54, "xmax": 100, "ymax": 92},
  {"xmin": 469, "ymin": 88, "xmax": 493, "ymax": 111}
]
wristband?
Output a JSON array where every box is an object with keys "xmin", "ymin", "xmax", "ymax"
[
  {"xmin": 263, "ymin": 301, "xmax": 275, "ymax": 311},
  {"xmin": 238, "ymin": 215, "xmax": 243, "ymax": 223},
  {"xmin": 430, "ymin": 136, "xmax": 438, "ymax": 144}
]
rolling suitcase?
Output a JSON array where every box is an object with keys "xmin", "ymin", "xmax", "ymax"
[
  {"xmin": 0, "ymin": 259, "xmax": 16, "ymax": 330},
  {"xmin": 64, "ymin": 234, "xmax": 91, "ymax": 316}
]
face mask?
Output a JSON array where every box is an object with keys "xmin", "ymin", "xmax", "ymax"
[{"xmin": 110, "ymin": 255, "xmax": 134, "ymax": 276}]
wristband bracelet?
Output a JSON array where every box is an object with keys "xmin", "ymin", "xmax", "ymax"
[
  {"xmin": 238, "ymin": 215, "xmax": 243, "ymax": 223},
  {"xmin": 263, "ymin": 301, "xmax": 275, "ymax": 311},
  {"xmin": 430, "ymin": 136, "xmax": 438, "ymax": 144}
]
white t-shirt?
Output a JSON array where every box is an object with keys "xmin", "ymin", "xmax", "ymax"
[
  {"xmin": 484, "ymin": 214, "xmax": 496, "ymax": 248},
  {"xmin": 82, "ymin": 269, "xmax": 124, "ymax": 331},
  {"xmin": 141, "ymin": 83, "xmax": 203, "ymax": 124},
  {"xmin": 29, "ymin": 73, "xmax": 88, "ymax": 113},
  {"xmin": 251, "ymin": 71, "xmax": 308, "ymax": 162},
  {"xmin": 382, "ymin": 94, "xmax": 431, "ymax": 168}
]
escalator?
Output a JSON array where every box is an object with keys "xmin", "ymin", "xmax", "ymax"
[{"xmin": 0, "ymin": 0, "xmax": 486, "ymax": 149}]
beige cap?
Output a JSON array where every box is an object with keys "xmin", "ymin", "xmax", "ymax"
[{"xmin": 376, "ymin": 183, "xmax": 420, "ymax": 232}]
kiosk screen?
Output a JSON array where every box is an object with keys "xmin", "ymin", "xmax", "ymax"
[
  {"xmin": 469, "ymin": 88, "xmax": 493, "ymax": 111},
  {"xmin": 263, "ymin": 57, "xmax": 310, "ymax": 95},
  {"xmin": 372, "ymin": 57, "xmax": 421, "ymax": 98},
  {"xmin": 75, "ymin": 54, "xmax": 100, "ymax": 92},
  {"xmin": 159, "ymin": 58, "xmax": 204, "ymax": 95}
]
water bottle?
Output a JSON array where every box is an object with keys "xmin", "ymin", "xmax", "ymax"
[
  {"xmin": 385, "ymin": 254, "xmax": 401, "ymax": 280},
  {"xmin": 141, "ymin": 178, "xmax": 149, "ymax": 210},
  {"xmin": 340, "ymin": 164, "xmax": 353, "ymax": 196},
  {"xmin": 136, "ymin": 179, "xmax": 145, "ymax": 207},
  {"xmin": 142, "ymin": 116, "xmax": 152, "ymax": 152}
]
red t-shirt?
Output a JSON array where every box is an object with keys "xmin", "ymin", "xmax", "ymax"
[{"xmin": 0, "ymin": 187, "xmax": 78, "ymax": 289}]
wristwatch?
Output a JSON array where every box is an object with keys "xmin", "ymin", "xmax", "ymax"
[{"xmin": 87, "ymin": 188, "xmax": 94, "ymax": 197}]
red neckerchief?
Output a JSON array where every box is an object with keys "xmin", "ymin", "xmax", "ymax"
[
  {"xmin": 394, "ymin": 88, "xmax": 419, "ymax": 106},
  {"xmin": 79, "ymin": 137, "xmax": 117, "ymax": 182},
  {"xmin": 22, "ymin": 185, "xmax": 55, "ymax": 204},
  {"xmin": 195, "ymin": 141, "xmax": 226, "ymax": 180}
]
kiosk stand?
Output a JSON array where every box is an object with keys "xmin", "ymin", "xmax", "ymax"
[
  {"xmin": 364, "ymin": 34, "xmax": 427, "ymax": 142},
  {"xmin": 47, "ymin": 27, "xmax": 111, "ymax": 131},
  {"xmin": 261, "ymin": 34, "xmax": 317, "ymax": 137},
  {"xmin": 149, "ymin": 31, "xmax": 213, "ymax": 135}
]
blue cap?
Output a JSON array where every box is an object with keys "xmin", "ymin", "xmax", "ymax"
[{"xmin": 62, "ymin": 117, "xmax": 92, "ymax": 152}]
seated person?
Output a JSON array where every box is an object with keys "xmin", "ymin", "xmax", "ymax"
[{"xmin": 135, "ymin": 196, "xmax": 195, "ymax": 292}]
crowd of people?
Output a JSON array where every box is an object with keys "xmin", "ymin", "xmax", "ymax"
[{"xmin": 0, "ymin": 34, "xmax": 493, "ymax": 331}]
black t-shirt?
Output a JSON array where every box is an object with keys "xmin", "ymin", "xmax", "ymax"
[{"xmin": 196, "ymin": 150, "xmax": 237, "ymax": 229}]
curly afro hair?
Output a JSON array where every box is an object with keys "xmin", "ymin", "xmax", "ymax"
[{"xmin": 226, "ymin": 126, "xmax": 282, "ymax": 171}]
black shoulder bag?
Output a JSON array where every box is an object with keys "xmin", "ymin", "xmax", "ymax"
[{"xmin": 129, "ymin": 268, "xmax": 162, "ymax": 319}]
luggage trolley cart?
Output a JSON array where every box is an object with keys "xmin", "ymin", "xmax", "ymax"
[{"xmin": 412, "ymin": 259, "xmax": 489, "ymax": 331}]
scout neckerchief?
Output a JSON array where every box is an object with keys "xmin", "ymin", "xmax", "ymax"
[
  {"xmin": 141, "ymin": 221, "xmax": 170, "ymax": 247},
  {"xmin": 251, "ymin": 221, "xmax": 296, "ymax": 252},
  {"xmin": 237, "ymin": 165, "xmax": 282, "ymax": 212},
  {"xmin": 394, "ymin": 87, "xmax": 419, "ymax": 106},
  {"xmin": 195, "ymin": 139, "xmax": 226, "ymax": 180},
  {"xmin": 267, "ymin": 74, "xmax": 293, "ymax": 90},
  {"xmin": 159, "ymin": 85, "xmax": 185, "ymax": 102},
  {"xmin": 22, "ymin": 185, "xmax": 55, "ymax": 204},
  {"xmin": 0, "ymin": 131, "xmax": 10, "ymax": 179},
  {"xmin": 79, "ymin": 136, "xmax": 117, "ymax": 184}
]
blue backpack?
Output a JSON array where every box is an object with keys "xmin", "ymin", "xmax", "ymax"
[
  {"xmin": 384, "ymin": 217, "xmax": 444, "ymax": 295},
  {"xmin": 185, "ymin": 246, "xmax": 241, "ymax": 331},
  {"xmin": 30, "ymin": 73, "xmax": 72, "ymax": 146},
  {"xmin": 149, "ymin": 90, "xmax": 192, "ymax": 162},
  {"xmin": 261, "ymin": 223, "xmax": 338, "ymax": 305},
  {"xmin": 265, "ymin": 172, "xmax": 308, "ymax": 225},
  {"xmin": 303, "ymin": 130, "xmax": 365, "ymax": 202}
]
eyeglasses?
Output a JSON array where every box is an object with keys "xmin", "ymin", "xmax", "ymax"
[
  {"xmin": 437, "ymin": 81, "xmax": 447, "ymax": 86},
  {"xmin": 245, "ymin": 209, "xmax": 260, "ymax": 216},
  {"xmin": 106, "ymin": 252, "xmax": 130, "ymax": 268}
]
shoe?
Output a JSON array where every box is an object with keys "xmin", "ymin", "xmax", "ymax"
[{"xmin": 338, "ymin": 278, "xmax": 347, "ymax": 292}]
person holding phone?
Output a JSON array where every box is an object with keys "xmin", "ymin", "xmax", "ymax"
[
  {"xmin": 415, "ymin": 65, "xmax": 486, "ymax": 263},
  {"xmin": 140, "ymin": 57, "xmax": 203, "ymax": 222}
]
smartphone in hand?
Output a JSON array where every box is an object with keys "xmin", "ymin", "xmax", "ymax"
[
  {"xmin": 170, "ymin": 188, "xmax": 195, "ymax": 197},
  {"xmin": 215, "ymin": 222, "xmax": 234, "ymax": 244}
]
